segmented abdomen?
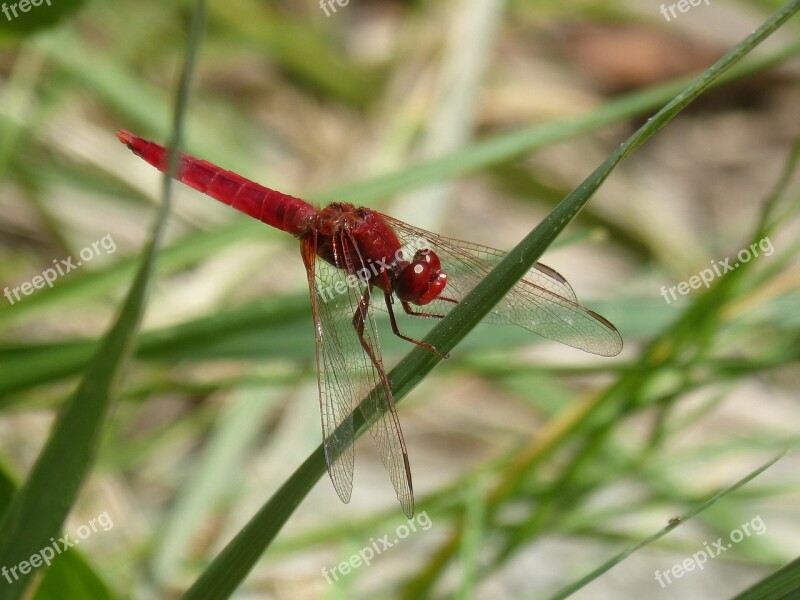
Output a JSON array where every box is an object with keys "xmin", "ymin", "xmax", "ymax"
[{"xmin": 117, "ymin": 131, "xmax": 316, "ymax": 236}]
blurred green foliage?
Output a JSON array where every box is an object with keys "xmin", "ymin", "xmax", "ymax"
[{"xmin": 0, "ymin": 1, "xmax": 798, "ymax": 599}]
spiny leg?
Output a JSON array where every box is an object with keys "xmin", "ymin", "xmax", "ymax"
[
  {"xmin": 401, "ymin": 300, "xmax": 446, "ymax": 319},
  {"xmin": 352, "ymin": 287, "xmax": 383, "ymax": 368},
  {"xmin": 351, "ymin": 289, "xmax": 415, "ymax": 515},
  {"xmin": 386, "ymin": 295, "xmax": 447, "ymax": 359}
]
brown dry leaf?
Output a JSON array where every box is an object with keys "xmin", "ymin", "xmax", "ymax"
[{"xmin": 554, "ymin": 23, "xmax": 723, "ymax": 92}]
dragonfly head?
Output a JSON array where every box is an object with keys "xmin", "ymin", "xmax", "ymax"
[{"xmin": 394, "ymin": 249, "xmax": 447, "ymax": 305}]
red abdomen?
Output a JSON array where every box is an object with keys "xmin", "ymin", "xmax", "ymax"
[{"xmin": 117, "ymin": 131, "xmax": 316, "ymax": 236}]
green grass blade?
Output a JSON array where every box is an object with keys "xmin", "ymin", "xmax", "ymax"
[
  {"xmin": 0, "ymin": 463, "xmax": 116, "ymax": 600},
  {"xmin": 546, "ymin": 453, "xmax": 785, "ymax": 600},
  {"xmin": 31, "ymin": 552, "xmax": 116, "ymax": 600},
  {"xmin": 179, "ymin": 2, "xmax": 800, "ymax": 598},
  {"xmin": 181, "ymin": 449, "xmax": 328, "ymax": 600},
  {"xmin": 317, "ymin": 39, "xmax": 800, "ymax": 206},
  {"xmin": 0, "ymin": 37, "xmax": 796, "ymax": 333},
  {"xmin": 149, "ymin": 388, "xmax": 281, "ymax": 584},
  {"xmin": 730, "ymin": 555, "xmax": 800, "ymax": 600},
  {"xmin": 0, "ymin": 183, "xmax": 165, "ymax": 598},
  {"xmin": 456, "ymin": 480, "xmax": 486, "ymax": 600},
  {"xmin": 0, "ymin": 0, "xmax": 86, "ymax": 36},
  {"xmin": 387, "ymin": 0, "xmax": 800, "ymax": 390},
  {"xmin": 3, "ymin": 38, "xmax": 799, "ymax": 394},
  {"xmin": 0, "ymin": 2, "xmax": 206, "ymax": 598}
]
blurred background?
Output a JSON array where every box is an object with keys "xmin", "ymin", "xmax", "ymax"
[{"xmin": 0, "ymin": 0, "xmax": 799, "ymax": 598}]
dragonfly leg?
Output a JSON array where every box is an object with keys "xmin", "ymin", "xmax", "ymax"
[
  {"xmin": 400, "ymin": 300, "xmax": 446, "ymax": 319},
  {"xmin": 386, "ymin": 295, "xmax": 447, "ymax": 359},
  {"xmin": 352, "ymin": 288, "xmax": 384, "ymax": 368}
]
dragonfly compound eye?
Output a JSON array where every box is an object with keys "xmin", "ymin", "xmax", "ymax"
[{"xmin": 395, "ymin": 249, "xmax": 447, "ymax": 305}]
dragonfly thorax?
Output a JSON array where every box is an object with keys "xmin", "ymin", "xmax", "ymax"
[{"xmin": 309, "ymin": 204, "xmax": 449, "ymax": 305}]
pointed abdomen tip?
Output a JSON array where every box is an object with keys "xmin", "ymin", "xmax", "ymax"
[{"xmin": 116, "ymin": 130, "xmax": 135, "ymax": 146}]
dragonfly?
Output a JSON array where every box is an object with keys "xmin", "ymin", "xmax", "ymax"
[{"xmin": 117, "ymin": 130, "xmax": 622, "ymax": 517}]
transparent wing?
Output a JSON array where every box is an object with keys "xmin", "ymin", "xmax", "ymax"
[
  {"xmin": 302, "ymin": 236, "xmax": 355, "ymax": 505},
  {"xmin": 379, "ymin": 214, "xmax": 623, "ymax": 357},
  {"xmin": 302, "ymin": 232, "xmax": 414, "ymax": 517}
]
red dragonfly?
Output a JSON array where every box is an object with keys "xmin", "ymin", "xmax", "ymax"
[{"xmin": 118, "ymin": 131, "xmax": 622, "ymax": 517}]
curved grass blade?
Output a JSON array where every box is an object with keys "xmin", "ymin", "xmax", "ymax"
[
  {"xmin": 31, "ymin": 552, "xmax": 116, "ymax": 600},
  {"xmin": 0, "ymin": 0, "xmax": 85, "ymax": 36},
  {"xmin": 731, "ymin": 555, "xmax": 800, "ymax": 600},
  {"xmin": 179, "ymin": 2, "xmax": 800, "ymax": 598},
  {"xmin": 320, "ymin": 39, "xmax": 800, "ymax": 207},
  {"xmin": 0, "ymin": 440, "xmax": 117, "ymax": 600},
  {"xmin": 0, "ymin": 2, "xmax": 206, "ymax": 598},
  {"xmin": 385, "ymin": 0, "xmax": 800, "ymax": 398},
  {"xmin": 546, "ymin": 453, "xmax": 785, "ymax": 600},
  {"xmin": 0, "ymin": 37, "xmax": 796, "ymax": 332}
]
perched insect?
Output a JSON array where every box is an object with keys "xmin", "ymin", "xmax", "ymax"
[{"xmin": 118, "ymin": 131, "xmax": 622, "ymax": 516}]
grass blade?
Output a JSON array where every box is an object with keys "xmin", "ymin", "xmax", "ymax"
[
  {"xmin": 317, "ymin": 40, "xmax": 800, "ymax": 206},
  {"xmin": 731, "ymin": 555, "xmax": 800, "ymax": 600},
  {"xmin": 179, "ymin": 2, "xmax": 800, "ymax": 598},
  {"xmin": 547, "ymin": 453, "xmax": 785, "ymax": 600},
  {"xmin": 0, "ymin": 38, "xmax": 796, "ymax": 331},
  {"xmin": 31, "ymin": 552, "xmax": 116, "ymax": 600},
  {"xmin": 0, "ymin": 2, "xmax": 206, "ymax": 598}
]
